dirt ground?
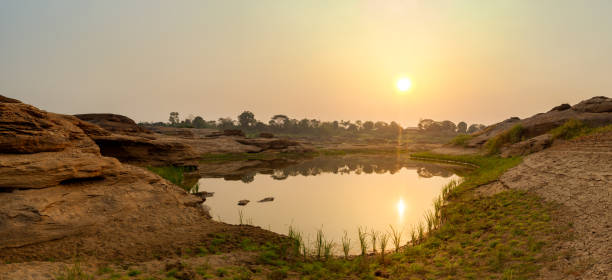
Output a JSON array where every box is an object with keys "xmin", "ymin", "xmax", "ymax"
[{"xmin": 499, "ymin": 132, "xmax": 612, "ymax": 279}]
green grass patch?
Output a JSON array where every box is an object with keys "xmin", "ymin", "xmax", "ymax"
[
  {"xmin": 450, "ymin": 134, "xmax": 473, "ymax": 147},
  {"xmin": 550, "ymin": 119, "xmax": 612, "ymax": 140},
  {"xmin": 484, "ymin": 124, "xmax": 525, "ymax": 155},
  {"xmin": 146, "ymin": 165, "xmax": 197, "ymax": 191}
]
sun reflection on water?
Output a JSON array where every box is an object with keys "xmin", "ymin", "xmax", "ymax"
[{"xmin": 397, "ymin": 198, "xmax": 406, "ymax": 222}]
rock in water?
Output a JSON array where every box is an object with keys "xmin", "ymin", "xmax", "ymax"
[
  {"xmin": 238, "ymin": 199, "xmax": 250, "ymax": 206},
  {"xmin": 258, "ymin": 197, "xmax": 274, "ymax": 203}
]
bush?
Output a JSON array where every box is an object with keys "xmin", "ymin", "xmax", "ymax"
[
  {"xmin": 484, "ymin": 125, "xmax": 525, "ymax": 155},
  {"xmin": 450, "ymin": 134, "xmax": 473, "ymax": 147}
]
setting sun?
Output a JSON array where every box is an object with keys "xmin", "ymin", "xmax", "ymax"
[{"xmin": 396, "ymin": 77, "xmax": 412, "ymax": 92}]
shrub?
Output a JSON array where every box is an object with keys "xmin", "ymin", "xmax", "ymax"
[
  {"xmin": 450, "ymin": 134, "xmax": 473, "ymax": 147},
  {"xmin": 484, "ymin": 124, "xmax": 525, "ymax": 155}
]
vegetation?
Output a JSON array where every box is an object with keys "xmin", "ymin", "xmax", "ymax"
[
  {"xmin": 550, "ymin": 119, "xmax": 612, "ymax": 140},
  {"xmin": 146, "ymin": 165, "xmax": 197, "ymax": 191},
  {"xmin": 450, "ymin": 134, "xmax": 473, "ymax": 147},
  {"xmin": 484, "ymin": 124, "xmax": 525, "ymax": 155},
  {"xmin": 140, "ymin": 111, "xmax": 487, "ymax": 142},
  {"xmin": 55, "ymin": 262, "xmax": 92, "ymax": 280}
]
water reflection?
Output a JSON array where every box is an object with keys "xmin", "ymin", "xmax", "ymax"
[
  {"xmin": 195, "ymin": 154, "xmax": 465, "ymax": 254},
  {"xmin": 197, "ymin": 154, "xmax": 469, "ymax": 183}
]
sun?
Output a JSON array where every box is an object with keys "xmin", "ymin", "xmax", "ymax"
[{"xmin": 396, "ymin": 77, "xmax": 412, "ymax": 92}]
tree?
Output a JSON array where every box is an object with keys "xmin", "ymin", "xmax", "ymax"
[
  {"xmin": 192, "ymin": 116, "xmax": 205, "ymax": 128},
  {"xmin": 270, "ymin": 114, "xmax": 289, "ymax": 128},
  {"xmin": 238, "ymin": 111, "xmax": 256, "ymax": 128},
  {"xmin": 362, "ymin": 121, "xmax": 374, "ymax": 131},
  {"xmin": 457, "ymin": 121, "xmax": 467, "ymax": 134},
  {"xmin": 440, "ymin": 120, "xmax": 457, "ymax": 132},
  {"xmin": 467, "ymin": 124, "xmax": 486, "ymax": 134},
  {"xmin": 218, "ymin": 117, "xmax": 234, "ymax": 129},
  {"xmin": 169, "ymin": 112, "xmax": 179, "ymax": 125}
]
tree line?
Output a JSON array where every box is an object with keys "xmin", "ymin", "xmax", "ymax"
[{"xmin": 139, "ymin": 111, "xmax": 485, "ymax": 136}]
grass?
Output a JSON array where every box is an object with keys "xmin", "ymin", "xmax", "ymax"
[
  {"xmin": 484, "ymin": 124, "xmax": 525, "ymax": 155},
  {"xmin": 550, "ymin": 119, "xmax": 612, "ymax": 140},
  {"xmin": 146, "ymin": 165, "xmax": 196, "ymax": 191},
  {"xmin": 55, "ymin": 262, "xmax": 92, "ymax": 280},
  {"xmin": 450, "ymin": 134, "xmax": 473, "ymax": 147}
]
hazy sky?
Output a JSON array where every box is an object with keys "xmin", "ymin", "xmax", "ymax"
[{"xmin": 1, "ymin": 1, "xmax": 611, "ymax": 126}]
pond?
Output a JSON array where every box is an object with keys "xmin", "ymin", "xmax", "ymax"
[{"xmin": 195, "ymin": 155, "xmax": 465, "ymax": 254}]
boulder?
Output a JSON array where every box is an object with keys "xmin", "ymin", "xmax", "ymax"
[
  {"xmin": 501, "ymin": 134, "xmax": 553, "ymax": 157},
  {"xmin": 235, "ymin": 138, "xmax": 301, "ymax": 151},
  {"xmin": 258, "ymin": 132, "xmax": 274, "ymax": 138},
  {"xmin": 238, "ymin": 199, "xmax": 250, "ymax": 206},
  {"xmin": 205, "ymin": 129, "xmax": 245, "ymax": 138},
  {"xmin": 549, "ymin": 103, "xmax": 571, "ymax": 112},
  {"xmin": 0, "ymin": 99, "xmax": 122, "ymax": 189},
  {"xmin": 258, "ymin": 197, "xmax": 274, "ymax": 203},
  {"xmin": 75, "ymin": 113, "xmax": 150, "ymax": 135},
  {"xmin": 572, "ymin": 96, "xmax": 612, "ymax": 113}
]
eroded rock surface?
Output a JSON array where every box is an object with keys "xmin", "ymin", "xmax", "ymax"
[{"xmin": 500, "ymin": 132, "xmax": 612, "ymax": 279}]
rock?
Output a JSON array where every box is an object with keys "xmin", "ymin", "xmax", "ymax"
[
  {"xmin": 235, "ymin": 138, "xmax": 300, "ymax": 150},
  {"xmin": 75, "ymin": 113, "xmax": 150, "ymax": 135},
  {"xmin": 549, "ymin": 103, "xmax": 571, "ymax": 112},
  {"xmin": 501, "ymin": 134, "xmax": 553, "ymax": 157},
  {"xmin": 0, "ymin": 100, "xmax": 122, "ymax": 189},
  {"xmin": 0, "ymin": 96, "xmax": 214, "ymax": 262},
  {"xmin": 467, "ymin": 96, "xmax": 612, "ymax": 149},
  {"xmin": 258, "ymin": 132, "xmax": 274, "ymax": 138},
  {"xmin": 193, "ymin": 191, "xmax": 214, "ymax": 199},
  {"xmin": 146, "ymin": 126, "xmax": 195, "ymax": 139},
  {"xmin": 0, "ymin": 94, "xmax": 22, "ymax": 103},
  {"xmin": 258, "ymin": 197, "xmax": 274, "ymax": 203},
  {"xmin": 572, "ymin": 96, "xmax": 612, "ymax": 113},
  {"xmin": 206, "ymin": 129, "xmax": 246, "ymax": 138},
  {"xmin": 88, "ymin": 134, "xmax": 200, "ymax": 167},
  {"xmin": 238, "ymin": 199, "xmax": 250, "ymax": 206}
]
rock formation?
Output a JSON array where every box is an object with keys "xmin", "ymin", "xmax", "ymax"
[
  {"xmin": 466, "ymin": 96, "xmax": 612, "ymax": 151},
  {"xmin": 0, "ymin": 95, "xmax": 210, "ymax": 262}
]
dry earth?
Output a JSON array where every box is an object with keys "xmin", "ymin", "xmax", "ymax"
[{"xmin": 498, "ymin": 132, "xmax": 612, "ymax": 279}]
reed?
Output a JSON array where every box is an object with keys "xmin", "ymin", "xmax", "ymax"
[
  {"xmin": 425, "ymin": 209, "xmax": 435, "ymax": 232},
  {"xmin": 341, "ymin": 230, "xmax": 351, "ymax": 260},
  {"xmin": 288, "ymin": 225, "xmax": 302, "ymax": 257},
  {"xmin": 238, "ymin": 210, "xmax": 244, "ymax": 225},
  {"xmin": 300, "ymin": 239, "xmax": 308, "ymax": 261},
  {"xmin": 410, "ymin": 225, "xmax": 418, "ymax": 246},
  {"xmin": 315, "ymin": 228, "xmax": 324, "ymax": 260},
  {"xmin": 370, "ymin": 229, "xmax": 379, "ymax": 254},
  {"xmin": 389, "ymin": 225, "xmax": 403, "ymax": 253},
  {"xmin": 323, "ymin": 240, "xmax": 334, "ymax": 261},
  {"xmin": 417, "ymin": 222, "xmax": 425, "ymax": 243},
  {"xmin": 379, "ymin": 232, "xmax": 389, "ymax": 262},
  {"xmin": 357, "ymin": 227, "xmax": 368, "ymax": 256}
]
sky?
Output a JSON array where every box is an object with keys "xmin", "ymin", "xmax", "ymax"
[{"xmin": 1, "ymin": 0, "xmax": 611, "ymax": 127}]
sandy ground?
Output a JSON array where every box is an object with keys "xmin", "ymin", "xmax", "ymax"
[{"xmin": 499, "ymin": 132, "xmax": 612, "ymax": 279}]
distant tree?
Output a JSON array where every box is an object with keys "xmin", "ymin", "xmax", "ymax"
[
  {"xmin": 467, "ymin": 124, "xmax": 486, "ymax": 134},
  {"xmin": 238, "ymin": 111, "xmax": 256, "ymax": 128},
  {"xmin": 374, "ymin": 121, "xmax": 388, "ymax": 130},
  {"xmin": 388, "ymin": 121, "xmax": 402, "ymax": 134},
  {"xmin": 362, "ymin": 121, "xmax": 374, "ymax": 131},
  {"xmin": 440, "ymin": 120, "xmax": 457, "ymax": 132},
  {"xmin": 169, "ymin": 112, "xmax": 179, "ymax": 125},
  {"xmin": 270, "ymin": 114, "xmax": 289, "ymax": 128},
  {"xmin": 192, "ymin": 116, "xmax": 205, "ymax": 128},
  {"xmin": 298, "ymin": 118, "xmax": 311, "ymax": 129},
  {"xmin": 218, "ymin": 117, "xmax": 235, "ymax": 129},
  {"xmin": 457, "ymin": 121, "xmax": 467, "ymax": 134}
]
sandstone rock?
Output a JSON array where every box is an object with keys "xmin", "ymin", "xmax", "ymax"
[
  {"xmin": 0, "ymin": 95, "xmax": 22, "ymax": 103},
  {"xmin": 549, "ymin": 103, "xmax": 571, "ymax": 112},
  {"xmin": 258, "ymin": 197, "xmax": 274, "ymax": 203},
  {"xmin": 146, "ymin": 126, "xmax": 195, "ymax": 139},
  {"xmin": 501, "ymin": 134, "xmax": 553, "ymax": 157},
  {"xmin": 572, "ymin": 96, "xmax": 612, "ymax": 113},
  {"xmin": 75, "ymin": 113, "xmax": 150, "ymax": 135},
  {"xmin": 89, "ymin": 134, "xmax": 200, "ymax": 167},
  {"xmin": 0, "ymin": 100, "xmax": 122, "ymax": 188},
  {"xmin": 238, "ymin": 199, "xmax": 250, "ymax": 206},
  {"xmin": 258, "ymin": 132, "xmax": 274, "ymax": 138},
  {"xmin": 235, "ymin": 138, "xmax": 300, "ymax": 150},
  {"xmin": 467, "ymin": 96, "xmax": 612, "ymax": 149}
]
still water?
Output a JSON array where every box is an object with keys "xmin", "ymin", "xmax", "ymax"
[{"xmin": 197, "ymin": 155, "xmax": 463, "ymax": 254}]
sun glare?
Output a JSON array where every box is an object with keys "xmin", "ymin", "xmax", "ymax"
[{"xmin": 396, "ymin": 77, "xmax": 412, "ymax": 92}]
